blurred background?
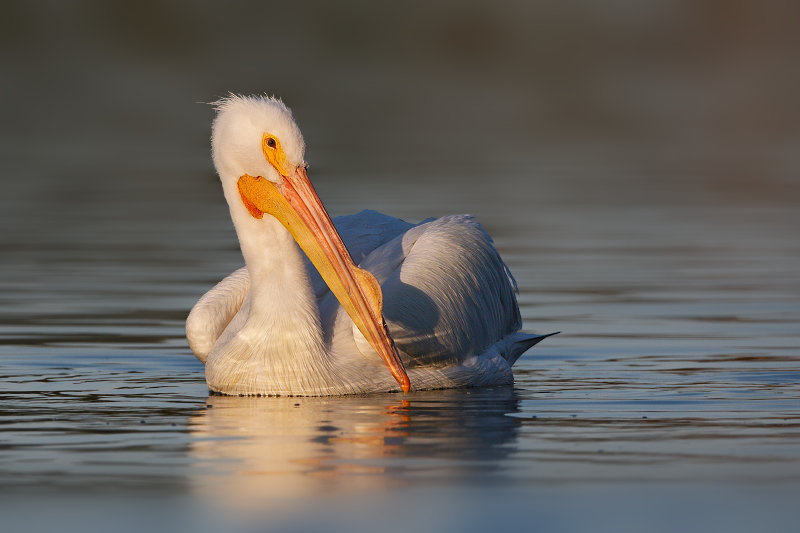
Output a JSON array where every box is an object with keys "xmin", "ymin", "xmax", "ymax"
[
  {"xmin": 2, "ymin": 0, "xmax": 799, "ymax": 325},
  {"xmin": 2, "ymin": 0, "xmax": 799, "ymax": 217}
]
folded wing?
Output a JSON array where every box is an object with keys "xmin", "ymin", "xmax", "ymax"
[{"xmin": 357, "ymin": 215, "xmax": 522, "ymax": 368}]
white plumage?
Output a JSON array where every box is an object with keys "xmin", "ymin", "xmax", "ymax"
[{"xmin": 186, "ymin": 95, "xmax": 553, "ymax": 396}]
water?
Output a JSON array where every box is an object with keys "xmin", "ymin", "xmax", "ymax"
[
  {"xmin": 3, "ymin": 153, "xmax": 799, "ymax": 527},
  {"xmin": 2, "ymin": 1, "xmax": 800, "ymax": 531}
]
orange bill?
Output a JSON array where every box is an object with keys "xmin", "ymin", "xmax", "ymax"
[{"xmin": 237, "ymin": 165, "xmax": 410, "ymax": 393}]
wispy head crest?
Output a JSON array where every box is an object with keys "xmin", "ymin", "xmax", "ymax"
[
  {"xmin": 210, "ymin": 93, "xmax": 290, "ymax": 116},
  {"xmin": 209, "ymin": 92, "xmax": 305, "ymax": 177}
]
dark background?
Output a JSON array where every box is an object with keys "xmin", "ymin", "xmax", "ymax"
[{"xmin": 2, "ymin": 0, "xmax": 799, "ymax": 225}]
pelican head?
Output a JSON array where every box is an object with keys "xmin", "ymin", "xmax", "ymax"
[
  {"xmin": 212, "ymin": 95, "xmax": 306, "ymax": 189},
  {"xmin": 209, "ymin": 95, "xmax": 410, "ymax": 393}
]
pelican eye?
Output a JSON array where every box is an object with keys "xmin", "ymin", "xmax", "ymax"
[{"xmin": 266, "ymin": 137, "xmax": 277, "ymax": 148}]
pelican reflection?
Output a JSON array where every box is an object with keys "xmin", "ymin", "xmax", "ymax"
[{"xmin": 187, "ymin": 388, "xmax": 521, "ymax": 505}]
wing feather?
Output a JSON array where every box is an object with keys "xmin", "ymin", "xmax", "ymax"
[
  {"xmin": 306, "ymin": 210, "xmax": 418, "ymax": 299},
  {"xmin": 186, "ymin": 267, "xmax": 250, "ymax": 363},
  {"xmin": 358, "ymin": 215, "xmax": 522, "ymax": 368}
]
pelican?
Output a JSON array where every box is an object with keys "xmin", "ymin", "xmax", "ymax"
[{"xmin": 186, "ymin": 95, "xmax": 554, "ymax": 396}]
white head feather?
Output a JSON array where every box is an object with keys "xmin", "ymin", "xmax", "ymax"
[{"xmin": 210, "ymin": 94, "xmax": 306, "ymax": 186}]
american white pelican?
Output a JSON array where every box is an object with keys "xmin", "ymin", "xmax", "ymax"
[{"xmin": 186, "ymin": 95, "xmax": 554, "ymax": 396}]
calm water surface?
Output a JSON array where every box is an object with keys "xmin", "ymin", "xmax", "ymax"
[{"xmin": 1, "ymin": 129, "xmax": 799, "ymax": 530}]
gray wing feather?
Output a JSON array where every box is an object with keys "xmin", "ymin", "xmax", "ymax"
[
  {"xmin": 359, "ymin": 215, "xmax": 522, "ymax": 368},
  {"xmin": 306, "ymin": 210, "xmax": 418, "ymax": 299}
]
